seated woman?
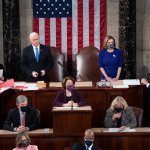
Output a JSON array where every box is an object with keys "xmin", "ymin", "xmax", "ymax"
[
  {"xmin": 104, "ymin": 96, "xmax": 137, "ymax": 130},
  {"xmin": 53, "ymin": 76, "xmax": 86, "ymax": 107},
  {"xmin": 13, "ymin": 131, "xmax": 38, "ymax": 150}
]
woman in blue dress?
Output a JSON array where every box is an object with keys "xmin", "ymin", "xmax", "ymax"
[{"xmin": 99, "ymin": 35, "xmax": 123, "ymax": 81}]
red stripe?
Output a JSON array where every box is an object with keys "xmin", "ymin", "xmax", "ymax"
[
  {"xmin": 89, "ymin": 0, "xmax": 94, "ymax": 47},
  {"xmin": 78, "ymin": 0, "xmax": 83, "ymax": 51},
  {"xmin": 56, "ymin": 18, "xmax": 61, "ymax": 50},
  {"xmin": 33, "ymin": 18, "xmax": 39, "ymax": 34},
  {"xmin": 67, "ymin": 17, "xmax": 72, "ymax": 74},
  {"xmin": 45, "ymin": 18, "xmax": 50, "ymax": 46},
  {"xmin": 100, "ymin": 0, "xmax": 106, "ymax": 49}
]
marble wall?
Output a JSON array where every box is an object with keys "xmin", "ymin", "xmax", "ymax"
[{"xmin": 0, "ymin": 0, "xmax": 3, "ymax": 64}]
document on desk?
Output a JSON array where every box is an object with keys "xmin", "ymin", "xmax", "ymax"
[
  {"xmin": 0, "ymin": 69, "xmax": 3, "ymax": 77},
  {"xmin": 75, "ymin": 81, "xmax": 93, "ymax": 87},
  {"xmin": 123, "ymin": 79, "xmax": 140, "ymax": 86},
  {"xmin": 23, "ymin": 83, "xmax": 39, "ymax": 91},
  {"xmin": 107, "ymin": 128, "xmax": 135, "ymax": 132},
  {"xmin": 113, "ymin": 85, "xmax": 129, "ymax": 88},
  {"xmin": 49, "ymin": 82, "xmax": 62, "ymax": 87}
]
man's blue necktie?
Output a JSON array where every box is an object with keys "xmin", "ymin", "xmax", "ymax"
[
  {"xmin": 35, "ymin": 47, "xmax": 39, "ymax": 62},
  {"xmin": 85, "ymin": 145, "xmax": 89, "ymax": 150}
]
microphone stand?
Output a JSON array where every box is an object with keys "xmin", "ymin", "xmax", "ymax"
[{"xmin": 57, "ymin": 61, "xmax": 70, "ymax": 76}]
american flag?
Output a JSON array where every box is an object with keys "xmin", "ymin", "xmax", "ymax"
[{"xmin": 33, "ymin": 0, "xmax": 106, "ymax": 70}]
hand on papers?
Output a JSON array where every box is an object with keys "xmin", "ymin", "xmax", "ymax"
[
  {"xmin": 62, "ymin": 101, "xmax": 79, "ymax": 107},
  {"xmin": 119, "ymin": 126, "xmax": 126, "ymax": 131},
  {"xmin": 16, "ymin": 126, "xmax": 27, "ymax": 132}
]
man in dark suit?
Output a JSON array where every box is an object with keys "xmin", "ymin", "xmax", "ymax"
[
  {"xmin": 3, "ymin": 95, "xmax": 39, "ymax": 132},
  {"xmin": 72, "ymin": 129, "xmax": 102, "ymax": 150},
  {"xmin": 21, "ymin": 32, "xmax": 54, "ymax": 82}
]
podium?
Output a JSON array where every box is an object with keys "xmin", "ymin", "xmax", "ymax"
[{"xmin": 52, "ymin": 106, "xmax": 92, "ymax": 134}]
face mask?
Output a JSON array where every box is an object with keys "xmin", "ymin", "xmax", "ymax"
[
  {"xmin": 115, "ymin": 107, "xmax": 123, "ymax": 113},
  {"xmin": 19, "ymin": 140, "xmax": 29, "ymax": 148},
  {"xmin": 107, "ymin": 44, "xmax": 114, "ymax": 49},
  {"xmin": 20, "ymin": 106, "xmax": 30, "ymax": 112},
  {"xmin": 85, "ymin": 140, "xmax": 93, "ymax": 147},
  {"xmin": 66, "ymin": 84, "xmax": 74, "ymax": 91}
]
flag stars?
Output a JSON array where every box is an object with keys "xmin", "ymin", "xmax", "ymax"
[
  {"xmin": 36, "ymin": 3, "xmax": 39, "ymax": 6},
  {"xmin": 59, "ymin": 12, "xmax": 62, "ymax": 14},
  {"xmin": 55, "ymin": 8, "xmax": 58, "ymax": 10},
  {"xmin": 51, "ymin": 12, "xmax": 54, "ymax": 14},
  {"xmin": 36, "ymin": 12, "xmax": 39, "ymax": 14},
  {"xmin": 63, "ymin": 7, "xmax": 65, "ymax": 10},
  {"xmin": 67, "ymin": 3, "xmax": 69, "ymax": 6},
  {"xmin": 47, "ymin": 8, "xmax": 50, "ymax": 10},
  {"xmin": 43, "ymin": 4, "xmax": 46, "ymax": 6},
  {"xmin": 44, "ymin": 12, "xmax": 46, "ymax": 14},
  {"xmin": 51, "ymin": 3, "xmax": 54, "ymax": 6},
  {"xmin": 59, "ymin": 4, "xmax": 62, "ymax": 6},
  {"xmin": 40, "ymin": 7, "xmax": 42, "ymax": 10}
]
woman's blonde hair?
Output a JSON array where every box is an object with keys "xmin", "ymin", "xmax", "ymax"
[
  {"xmin": 15, "ymin": 131, "xmax": 31, "ymax": 147},
  {"xmin": 102, "ymin": 35, "xmax": 116, "ymax": 49},
  {"xmin": 110, "ymin": 96, "xmax": 128, "ymax": 110}
]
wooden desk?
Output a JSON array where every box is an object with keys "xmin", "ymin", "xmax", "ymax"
[
  {"xmin": 52, "ymin": 106, "xmax": 92, "ymax": 134},
  {"xmin": 0, "ymin": 128, "xmax": 150, "ymax": 150},
  {"xmin": 0, "ymin": 84, "xmax": 144, "ymax": 128}
]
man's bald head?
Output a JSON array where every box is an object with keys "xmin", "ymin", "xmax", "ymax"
[{"xmin": 84, "ymin": 129, "xmax": 94, "ymax": 140}]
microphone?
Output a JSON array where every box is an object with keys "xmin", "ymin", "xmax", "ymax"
[{"xmin": 57, "ymin": 61, "xmax": 70, "ymax": 76}]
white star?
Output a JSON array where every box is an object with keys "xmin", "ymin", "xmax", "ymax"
[
  {"xmin": 59, "ymin": 4, "xmax": 61, "ymax": 6},
  {"xmin": 44, "ymin": 12, "xmax": 46, "ymax": 14},
  {"xmin": 52, "ymin": 12, "xmax": 54, "ymax": 14},
  {"xmin": 59, "ymin": 12, "xmax": 62, "ymax": 14},
  {"xmin": 36, "ymin": 12, "xmax": 39, "ymax": 14},
  {"xmin": 40, "ymin": 8, "xmax": 42, "ymax": 10},
  {"xmin": 47, "ymin": 0, "xmax": 50, "ymax": 2},
  {"xmin": 40, "ymin": 0, "xmax": 42, "ymax": 2},
  {"xmin": 67, "ymin": 3, "xmax": 69, "ymax": 6},
  {"xmin": 55, "ymin": 8, "xmax": 58, "ymax": 10},
  {"xmin": 63, "ymin": 0, "xmax": 65, "ymax": 2},
  {"xmin": 51, "ymin": 3, "xmax": 54, "ymax": 6},
  {"xmin": 36, "ymin": 4, "xmax": 38, "ymax": 6},
  {"xmin": 55, "ymin": 0, "xmax": 57, "ymax": 2},
  {"xmin": 48, "ymin": 8, "xmax": 50, "ymax": 10},
  {"xmin": 63, "ymin": 7, "xmax": 65, "ymax": 10},
  {"xmin": 43, "ymin": 4, "xmax": 46, "ymax": 6},
  {"xmin": 67, "ymin": 12, "xmax": 69, "ymax": 14}
]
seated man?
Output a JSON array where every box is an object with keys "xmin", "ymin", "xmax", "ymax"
[
  {"xmin": 3, "ymin": 95, "xmax": 39, "ymax": 132},
  {"xmin": 72, "ymin": 129, "xmax": 102, "ymax": 150}
]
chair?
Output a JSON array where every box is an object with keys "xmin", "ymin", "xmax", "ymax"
[
  {"xmin": 132, "ymin": 107, "xmax": 143, "ymax": 127},
  {"xmin": 49, "ymin": 47, "xmax": 65, "ymax": 81},
  {"xmin": 75, "ymin": 46, "xmax": 101, "ymax": 81}
]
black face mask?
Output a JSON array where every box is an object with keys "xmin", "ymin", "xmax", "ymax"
[
  {"xmin": 85, "ymin": 140, "xmax": 93, "ymax": 147},
  {"xmin": 20, "ymin": 106, "xmax": 31, "ymax": 112},
  {"xmin": 19, "ymin": 140, "xmax": 29, "ymax": 148},
  {"xmin": 115, "ymin": 107, "xmax": 123, "ymax": 113}
]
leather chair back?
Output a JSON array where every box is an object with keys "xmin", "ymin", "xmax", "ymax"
[
  {"xmin": 132, "ymin": 107, "xmax": 143, "ymax": 127},
  {"xmin": 49, "ymin": 47, "xmax": 65, "ymax": 81},
  {"xmin": 36, "ymin": 109, "xmax": 40, "ymax": 127},
  {"xmin": 75, "ymin": 46, "xmax": 100, "ymax": 81}
]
